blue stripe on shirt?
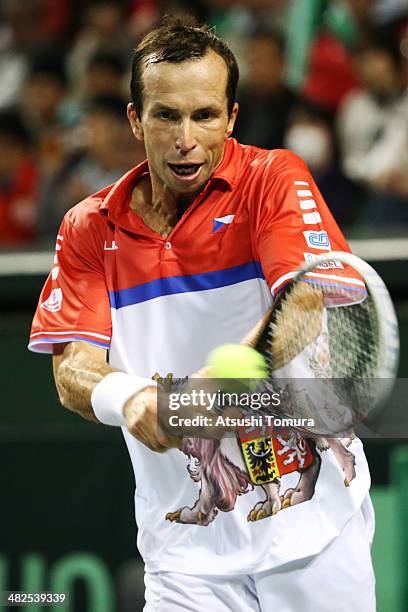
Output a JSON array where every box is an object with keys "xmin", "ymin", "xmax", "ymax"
[{"xmin": 109, "ymin": 261, "xmax": 264, "ymax": 309}]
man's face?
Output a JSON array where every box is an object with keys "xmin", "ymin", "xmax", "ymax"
[{"xmin": 127, "ymin": 50, "xmax": 238, "ymax": 196}]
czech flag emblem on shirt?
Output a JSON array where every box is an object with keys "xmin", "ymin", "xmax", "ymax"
[{"xmin": 213, "ymin": 214, "xmax": 235, "ymax": 234}]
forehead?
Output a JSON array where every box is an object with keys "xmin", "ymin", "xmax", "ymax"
[{"xmin": 141, "ymin": 49, "xmax": 229, "ymax": 108}]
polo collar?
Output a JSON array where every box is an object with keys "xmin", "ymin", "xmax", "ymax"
[
  {"xmin": 100, "ymin": 137, "xmax": 240, "ymax": 225},
  {"xmin": 210, "ymin": 137, "xmax": 240, "ymax": 188}
]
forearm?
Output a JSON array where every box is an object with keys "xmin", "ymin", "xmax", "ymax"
[
  {"xmin": 53, "ymin": 342, "xmax": 200, "ymax": 451},
  {"xmin": 54, "ymin": 342, "xmax": 113, "ymax": 422}
]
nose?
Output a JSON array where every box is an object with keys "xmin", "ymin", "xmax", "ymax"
[{"xmin": 175, "ymin": 119, "xmax": 197, "ymax": 154}]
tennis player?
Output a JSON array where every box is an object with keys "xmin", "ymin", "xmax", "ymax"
[{"xmin": 29, "ymin": 16, "xmax": 376, "ymax": 611}]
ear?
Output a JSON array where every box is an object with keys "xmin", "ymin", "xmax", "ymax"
[
  {"xmin": 226, "ymin": 102, "xmax": 239, "ymax": 138},
  {"xmin": 127, "ymin": 103, "xmax": 144, "ymax": 141}
]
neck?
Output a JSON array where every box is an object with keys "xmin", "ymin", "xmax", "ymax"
[
  {"xmin": 130, "ymin": 175, "xmax": 200, "ymax": 237},
  {"xmin": 151, "ymin": 173, "xmax": 200, "ymax": 218}
]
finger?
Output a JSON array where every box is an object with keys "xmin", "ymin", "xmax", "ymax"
[
  {"xmin": 164, "ymin": 435, "xmax": 182, "ymax": 449},
  {"xmin": 126, "ymin": 403, "xmax": 147, "ymax": 431},
  {"xmin": 156, "ymin": 433, "xmax": 182, "ymax": 449},
  {"xmin": 150, "ymin": 443, "xmax": 170, "ymax": 453}
]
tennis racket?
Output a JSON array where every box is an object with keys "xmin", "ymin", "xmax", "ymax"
[{"xmin": 238, "ymin": 251, "xmax": 399, "ymax": 436}]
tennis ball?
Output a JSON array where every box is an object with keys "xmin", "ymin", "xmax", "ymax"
[{"xmin": 206, "ymin": 344, "xmax": 268, "ymax": 380}]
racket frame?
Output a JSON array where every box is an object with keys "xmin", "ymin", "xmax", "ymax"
[{"xmin": 294, "ymin": 251, "xmax": 399, "ymax": 380}]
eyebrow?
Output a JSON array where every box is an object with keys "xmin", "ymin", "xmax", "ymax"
[
  {"xmin": 151, "ymin": 103, "xmax": 223, "ymax": 114},
  {"xmin": 151, "ymin": 103, "xmax": 178, "ymax": 112}
]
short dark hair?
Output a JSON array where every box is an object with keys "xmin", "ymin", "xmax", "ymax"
[{"xmin": 130, "ymin": 15, "xmax": 239, "ymax": 118}]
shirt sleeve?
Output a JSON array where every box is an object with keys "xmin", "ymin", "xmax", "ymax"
[
  {"xmin": 29, "ymin": 213, "xmax": 111, "ymax": 354},
  {"xmin": 251, "ymin": 150, "xmax": 357, "ymax": 298}
]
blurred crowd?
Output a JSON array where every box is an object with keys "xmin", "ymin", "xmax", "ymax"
[{"xmin": 1, "ymin": 0, "xmax": 408, "ymax": 248}]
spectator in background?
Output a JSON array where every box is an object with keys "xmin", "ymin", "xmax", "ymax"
[
  {"xmin": 284, "ymin": 104, "xmax": 359, "ymax": 226},
  {"xmin": 20, "ymin": 49, "xmax": 71, "ymax": 134},
  {"xmin": 336, "ymin": 34, "xmax": 408, "ymax": 227},
  {"xmin": 205, "ymin": 0, "xmax": 286, "ymax": 83},
  {"xmin": 348, "ymin": 85, "xmax": 408, "ymax": 226},
  {"xmin": 234, "ymin": 28, "xmax": 298, "ymax": 150},
  {"xmin": 300, "ymin": 0, "xmax": 407, "ymax": 114},
  {"xmin": 38, "ymin": 95, "xmax": 145, "ymax": 237},
  {"xmin": 128, "ymin": 0, "xmax": 160, "ymax": 41},
  {"xmin": 0, "ymin": 110, "xmax": 39, "ymax": 246},
  {"xmin": 39, "ymin": 0, "xmax": 73, "ymax": 44},
  {"xmin": 300, "ymin": 0, "xmax": 385, "ymax": 114},
  {"xmin": 337, "ymin": 36, "xmax": 406, "ymax": 186},
  {"xmin": 67, "ymin": 0, "xmax": 134, "ymax": 87},
  {"xmin": 0, "ymin": 0, "xmax": 50, "ymax": 110},
  {"xmin": 82, "ymin": 50, "xmax": 128, "ymax": 100},
  {"xmin": 18, "ymin": 48, "xmax": 75, "ymax": 180}
]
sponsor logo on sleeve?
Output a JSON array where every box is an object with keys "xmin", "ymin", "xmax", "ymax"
[
  {"xmin": 303, "ymin": 230, "xmax": 331, "ymax": 250},
  {"xmin": 303, "ymin": 252, "xmax": 344, "ymax": 269},
  {"xmin": 41, "ymin": 288, "xmax": 63, "ymax": 312}
]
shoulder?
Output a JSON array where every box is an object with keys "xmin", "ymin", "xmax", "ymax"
[
  {"xmin": 263, "ymin": 148, "xmax": 309, "ymax": 176},
  {"xmin": 65, "ymin": 187, "xmax": 110, "ymax": 227},
  {"xmin": 235, "ymin": 142, "xmax": 310, "ymax": 181},
  {"xmin": 61, "ymin": 185, "xmax": 113, "ymax": 243},
  {"xmin": 61, "ymin": 164, "xmax": 147, "ymax": 236},
  {"xmin": 57, "ymin": 186, "xmax": 114, "ymax": 264}
]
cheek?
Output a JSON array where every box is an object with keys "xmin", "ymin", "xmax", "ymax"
[
  {"xmin": 143, "ymin": 139, "xmax": 168, "ymax": 174},
  {"xmin": 207, "ymin": 131, "xmax": 229, "ymax": 156},
  {"xmin": 144, "ymin": 127, "xmax": 171, "ymax": 150}
]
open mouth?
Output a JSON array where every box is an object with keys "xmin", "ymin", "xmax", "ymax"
[{"xmin": 168, "ymin": 163, "xmax": 203, "ymax": 177}]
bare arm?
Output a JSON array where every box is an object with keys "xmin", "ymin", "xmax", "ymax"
[
  {"xmin": 53, "ymin": 341, "xmax": 112, "ymax": 422},
  {"xmin": 52, "ymin": 341, "xmax": 180, "ymax": 451}
]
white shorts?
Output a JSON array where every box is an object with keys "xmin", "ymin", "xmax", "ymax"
[{"xmin": 144, "ymin": 505, "xmax": 376, "ymax": 612}]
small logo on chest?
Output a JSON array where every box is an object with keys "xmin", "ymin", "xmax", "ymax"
[
  {"xmin": 104, "ymin": 240, "xmax": 119, "ymax": 251},
  {"xmin": 213, "ymin": 214, "xmax": 235, "ymax": 234}
]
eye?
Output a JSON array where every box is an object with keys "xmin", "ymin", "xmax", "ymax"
[
  {"xmin": 194, "ymin": 110, "xmax": 215, "ymax": 121},
  {"xmin": 156, "ymin": 110, "xmax": 177, "ymax": 121}
]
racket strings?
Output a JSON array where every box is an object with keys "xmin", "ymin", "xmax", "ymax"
[
  {"xmin": 267, "ymin": 278, "xmax": 380, "ymax": 380},
  {"xmin": 259, "ymin": 274, "xmax": 382, "ymax": 434},
  {"xmin": 327, "ymin": 294, "xmax": 379, "ymax": 379},
  {"xmin": 268, "ymin": 281, "xmax": 324, "ymax": 372}
]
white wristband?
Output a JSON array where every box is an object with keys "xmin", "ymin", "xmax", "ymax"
[{"xmin": 91, "ymin": 372, "xmax": 156, "ymax": 426}]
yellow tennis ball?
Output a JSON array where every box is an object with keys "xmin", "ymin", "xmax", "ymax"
[{"xmin": 206, "ymin": 344, "xmax": 268, "ymax": 380}]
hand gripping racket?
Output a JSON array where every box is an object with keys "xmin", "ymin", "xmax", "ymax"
[{"xmin": 240, "ymin": 251, "xmax": 399, "ymax": 436}]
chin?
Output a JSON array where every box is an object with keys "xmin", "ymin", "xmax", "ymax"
[
  {"xmin": 169, "ymin": 178, "xmax": 208, "ymax": 194},
  {"xmin": 176, "ymin": 182, "xmax": 205, "ymax": 193}
]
